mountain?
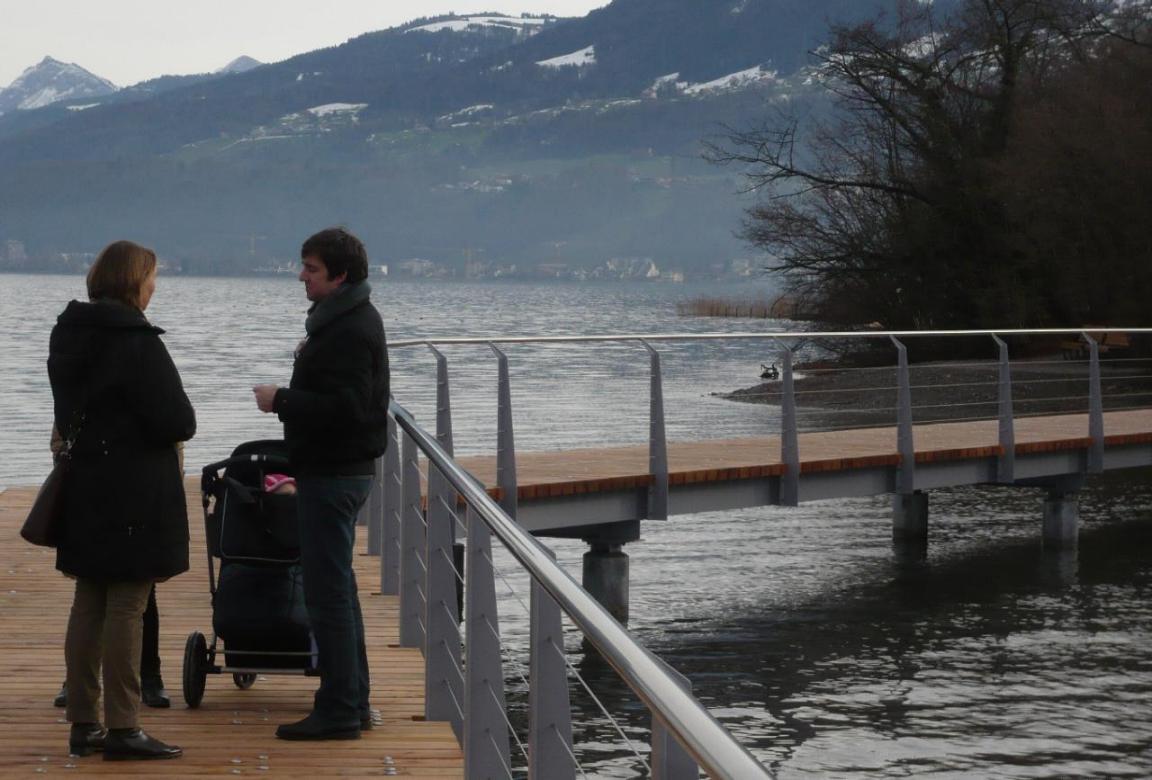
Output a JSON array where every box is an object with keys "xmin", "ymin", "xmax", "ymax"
[
  {"xmin": 0, "ymin": 1, "xmax": 905, "ymax": 277},
  {"xmin": 217, "ymin": 56, "xmax": 263, "ymax": 74},
  {"xmin": 0, "ymin": 57, "xmax": 117, "ymax": 116},
  {"xmin": 0, "ymin": 2, "xmax": 887, "ymax": 163}
]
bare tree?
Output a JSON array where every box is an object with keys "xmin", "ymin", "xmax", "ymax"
[{"xmin": 708, "ymin": 0, "xmax": 1142, "ymax": 330}]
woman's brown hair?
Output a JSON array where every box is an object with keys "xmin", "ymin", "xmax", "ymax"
[{"xmin": 86, "ymin": 240, "xmax": 157, "ymax": 309}]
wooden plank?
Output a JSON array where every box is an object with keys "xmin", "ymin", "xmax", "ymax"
[{"xmin": 0, "ymin": 482, "xmax": 463, "ymax": 778}]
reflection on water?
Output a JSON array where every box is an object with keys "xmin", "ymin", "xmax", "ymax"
[{"xmin": 2, "ymin": 274, "xmax": 1151, "ymax": 778}]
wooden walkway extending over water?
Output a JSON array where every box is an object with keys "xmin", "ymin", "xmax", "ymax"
[
  {"xmin": 460, "ymin": 410, "xmax": 1152, "ymax": 495},
  {"xmin": 453, "ymin": 410, "xmax": 1152, "ymax": 531},
  {"xmin": 0, "ymin": 481, "xmax": 462, "ymax": 778}
]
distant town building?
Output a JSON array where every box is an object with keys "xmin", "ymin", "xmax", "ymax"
[{"xmin": 397, "ymin": 258, "xmax": 435, "ymax": 277}]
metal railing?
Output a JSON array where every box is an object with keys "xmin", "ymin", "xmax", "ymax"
[
  {"xmin": 381, "ymin": 400, "xmax": 769, "ymax": 778},
  {"xmin": 366, "ymin": 327, "xmax": 1152, "ymax": 778},
  {"xmin": 384, "ymin": 328, "xmax": 1152, "ymax": 509}
]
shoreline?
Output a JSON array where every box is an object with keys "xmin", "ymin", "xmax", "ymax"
[{"xmin": 717, "ymin": 358, "xmax": 1152, "ymax": 431}]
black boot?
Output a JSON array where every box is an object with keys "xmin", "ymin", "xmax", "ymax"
[
  {"xmin": 53, "ymin": 681, "xmax": 67, "ymax": 708},
  {"xmin": 68, "ymin": 723, "xmax": 106, "ymax": 757},
  {"xmin": 276, "ymin": 712, "xmax": 361, "ymax": 741},
  {"xmin": 103, "ymin": 729, "xmax": 182, "ymax": 761},
  {"xmin": 141, "ymin": 676, "xmax": 171, "ymax": 708}
]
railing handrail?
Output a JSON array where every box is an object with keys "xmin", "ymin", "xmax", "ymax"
[
  {"xmin": 388, "ymin": 326, "xmax": 1152, "ymax": 349},
  {"xmin": 389, "ymin": 400, "xmax": 772, "ymax": 780}
]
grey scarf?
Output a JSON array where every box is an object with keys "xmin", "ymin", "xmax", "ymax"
[{"xmin": 304, "ymin": 281, "xmax": 372, "ymax": 335}]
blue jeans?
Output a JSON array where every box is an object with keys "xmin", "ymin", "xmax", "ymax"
[{"xmin": 296, "ymin": 474, "xmax": 373, "ymax": 723}]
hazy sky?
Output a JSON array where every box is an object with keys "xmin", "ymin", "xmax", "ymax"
[{"xmin": 1, "ymin": 1, "xmax": 608, "ymax": 87}]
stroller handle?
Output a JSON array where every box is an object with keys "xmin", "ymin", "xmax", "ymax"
[
  {"xmin": 200, "ymin": 453, "xmax": 292, "ymax": 508},
  {"xmin": 201, "ymin": 453, "xmax": 292, "ymax": 478}
]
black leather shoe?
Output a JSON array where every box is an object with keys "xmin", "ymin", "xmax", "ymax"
[
  {"xmin": 54, "ymin": 682, "xmax": 67, "ymax": 708},
  {"xmin": 68, "ymin": 723, "xmax": 106, "ymax": 757},
  {"xmin": 276, "ymin": 713, "xmax": 361, "ymax": 741},
  {"xmin": 141, "ymin": 677, "xmax": 171, "ymax": 709},
  {"xmin": 103, "ymin": 729, "xmax": 182, "ymax": 761}
]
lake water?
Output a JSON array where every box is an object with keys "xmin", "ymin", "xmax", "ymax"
[{"xmin": 2, "ymin": 273, "xmax": 1151, "ymax": 778}]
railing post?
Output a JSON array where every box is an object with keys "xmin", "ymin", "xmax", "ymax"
[
  {"xmin": 992, "ymin": 334, "xmax": 1015, "ymax": 484},
  {"xmin": 1082, "ymin": 332, "xmax": 1104, "ymax": 473},
  {"xmin": 367, "ymin": 455, "xmax": 384, "ymax": 555},
  {"xmin": 425, "ymin": 463, "xmax": 464, "ymax": 738},
  {"xmin": 641, "ymin": 340, "xmax": 669, "ymax": 520},
  {"xmin": 429, "ymin": 346, "xmax": 456, "ymax": 454},
  {"xmin": 425, "ymin": 346, "xmax": 463, "ymax": 739},
  {"xmin": 490, "ymin": 344, "xmax": 518, "ymax": 518},
  {"xmin": 529, "ymin": 545, "xmax": 575, "ymax": 780},
  {"xmin": 399, "ymin": 428, "xmax": 426, "ymax": 650},
  {"xmin": 778, "ymin": 343, "xmax": 799, "ymax": 506},
  {"xmin": 464, "ymin": 506, "xmax": 511, "ymax": 780},
  {"xmin": 651, "ymin": 664, "xmax": 699, "ymax": 780},
  {"xmin": 381, "ymin": 413, "xmax": 401, "ymax": 596},
  {"xmin": 891, "ymin": 336, "xmax": 915, "ymax": 494}
]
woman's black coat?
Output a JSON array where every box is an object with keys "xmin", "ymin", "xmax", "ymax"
[{"xmin": 48, "ymin": 300, "xmax": 196, "ymax": 582}]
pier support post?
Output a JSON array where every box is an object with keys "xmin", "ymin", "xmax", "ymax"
[
  {"xmin": 583, "ymin": 543, "xmax": 630, "ymax": 625},
  {"xmin": 892, "ymin": 491, "xmax": 929, "ymax": 543},
  {"xmin": 1043, "ymin": 488, "xmax": 1080, "ymax": 549}
]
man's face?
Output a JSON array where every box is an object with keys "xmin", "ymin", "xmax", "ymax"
[{"xmin": 299, "ymin": 255, "xmax": 346, "ymax": 302}]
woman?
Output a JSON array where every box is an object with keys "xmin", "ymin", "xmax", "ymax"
[{"xmin": 49, "ymin": 240, "xmax": 195, "ymax": 761}]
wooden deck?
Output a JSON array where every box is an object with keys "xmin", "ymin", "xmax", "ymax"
[
  {"xmin": 3, "ymin": 410, "xmax": 1149, "ymax": 775},
  {"xmin": 0, "ymin": 481, "xmax": 462, "ymax": 778},
  {"xmin": 456, "ymin": 410, "xmax": 1152, "ymax": 499}
]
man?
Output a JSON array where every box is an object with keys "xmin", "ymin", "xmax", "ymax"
[{"xmin": 253, "ymin": 227, "xmax": 389, "ymax": 740}]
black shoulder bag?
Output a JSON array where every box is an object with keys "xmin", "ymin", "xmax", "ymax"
[{"xmin": 21, "ymin": 383, "xmax": 91, "ymax": 548}]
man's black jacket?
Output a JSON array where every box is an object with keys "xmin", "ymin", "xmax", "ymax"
[{"xmin": 274, "ymin": 283, "xmax": 390, "ymax": 474}]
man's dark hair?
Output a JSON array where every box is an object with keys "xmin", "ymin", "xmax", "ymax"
[{"xmin": 301, "ymin": 227, "xmax": 369, "ymax": 283}]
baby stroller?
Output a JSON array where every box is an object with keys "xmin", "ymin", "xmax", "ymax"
[{"xmin": 183, "ymin": 440, "xmax": 316, "ymax": 708}]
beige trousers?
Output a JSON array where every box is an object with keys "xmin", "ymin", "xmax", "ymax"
[{"xmin": 64, "ymin": 578, "xmax": 153, "ymax": 729}]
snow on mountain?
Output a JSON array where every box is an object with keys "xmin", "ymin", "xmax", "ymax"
[
  {"xmin": 536, "ymin": 45, "xmax": 597, "ymax": 69},
  {"xmin": 681, "ymin": 65, "xmax": 777, "ymax": 95},
  {"xmin": 217, "ymin": 56, "xmax": 263, "ymax": 74},
  {"xmin": 406, "ymin": 15, "xmax": 553, "ymax": 34},
  {"xmin": 639, "ymin": 66, "xmax": 779, "ymax": 98},
  {"xmin": 644, "ymin": 72, "xmax": 682, "ymax": 97},
  {"xmin": 0, "ymin": 57, "xmax": 117, "ymax": 115},
  {"xmin": 221, "ymin": 103, "xmax": 370, "ymax": 148},
  {"xmin": 437, "ymin": 104, "xmax": 496, "ymax": 123},
  {"xmin": 306, "ymin": 103, "xmax": 368, "ymax": 118}
]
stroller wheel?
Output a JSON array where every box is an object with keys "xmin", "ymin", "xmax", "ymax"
[
  {"xmin": 182, "ymin": 631, "xmax": 209, "ymax": 708},
  {"xmin": 233, "ymin": 672, "xmax": 257, "ymax": 690}
]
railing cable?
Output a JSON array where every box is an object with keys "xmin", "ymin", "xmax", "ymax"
[
  {"xmin": 486, "ymin": 682, "xmax": 531, "ymax": 769},
  {"xmin": 480, "ymin": 550, "xmax": 652, "ymax": 774},
  {"xmin": 546, "ymin": 636, "xmax": 653, "ymax": 774},
  {"xmin": 553, "ymin": 723, "xmax": 592, "ymax": 780},
  {"xmin": 442, "ymin": 668, "xmax": 466, "ymax": 720},
  {"xmin": 440, "ymin": 638, "xmax": 466, "ymax": 684},
  {"xmin": 485, "ymin": 730, "xmax": 516, "ymax": 780},
  {"xmin": 438, "ymin": 547, "xmax": 465, "ymax": 586}
]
